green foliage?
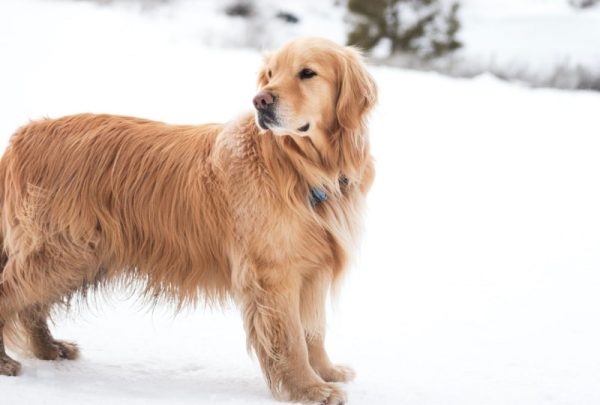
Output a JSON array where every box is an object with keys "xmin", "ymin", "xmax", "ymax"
[
  {"xmin": 347, "ymin": 0, "xmax": 462, "ymax": 59},
  {"xmin": 347, "ymin": 0, "xmax": 387, "ymax": 51}
]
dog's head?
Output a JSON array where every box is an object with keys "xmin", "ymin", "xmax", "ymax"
[{"xmin": 253, "ymin": 37, "xmax": 377, "ymax": 149}]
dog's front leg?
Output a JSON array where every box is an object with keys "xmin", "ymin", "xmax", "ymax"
[
  {"xmin": 300, "ymin": 272, "xmax": 355, "ymax": 384},
  {"xmin": 238, "ymin": 271, "xmax": 346, "ymax": 404}
]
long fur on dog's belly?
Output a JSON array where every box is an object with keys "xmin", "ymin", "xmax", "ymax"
[
  {"xmin": 0, "ymin": 113, "xmax": 365, "ymax": 310},
  {"xmin": 0, "ymin": 113, "xmax": 233, "ymax": 307}
]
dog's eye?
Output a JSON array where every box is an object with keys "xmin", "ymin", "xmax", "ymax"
[
  {"xmin": 268, "ymin": 70, "xmax": 272, "ymax": 78},
  {"xmin": 299, "ymin": 68, "xmax": 317, "ymax": 80}
]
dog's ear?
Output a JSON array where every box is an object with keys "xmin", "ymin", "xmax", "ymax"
[
  {"xmin": 336, "ymin": 47, "xmax": 377, "ymax": 131},
  {"xmin": 257, "ymin": 52, "xmax": 272, "ymax": 87}
]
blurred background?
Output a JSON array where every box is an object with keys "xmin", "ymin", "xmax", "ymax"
[
  {"xmin": 0, "ymin": 1, "xmax": 599, "ymax": 405},
  {"xmin": 231, "ymin": 0, "xmax": 597, "ymax": 90},
  {"xmin": 45, "ymin": 0, "xmax": 600, "ymax": 91}
]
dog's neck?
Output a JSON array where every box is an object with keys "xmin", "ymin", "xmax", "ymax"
[
  {"xmin": 273, "ymin": 131, "xmax": 339, "ymax": 188},
  {"xmin": 275, "ymin": 123, "xmax": 369, "ymax": 183},
  {"xmin": 255, "ymin": 123, "xmax": 368, "ymax": 206},
  {"xmin": 231, "ymin": 114, "xmax": 368, "ymax": 207}
]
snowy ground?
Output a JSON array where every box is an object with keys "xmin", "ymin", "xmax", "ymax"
[{"xmin": 1, "ymin": 1, "xmax": 600, "ymax": 404}]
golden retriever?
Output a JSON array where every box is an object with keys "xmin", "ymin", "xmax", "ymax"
[{"xmin": 0, "ymin": 37, "xmax": 376, "ymax": 404}]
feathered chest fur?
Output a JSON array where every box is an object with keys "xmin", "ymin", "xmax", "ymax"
[{"xmin": 214, "ymin": 115, "xmax": 372, "ymax": 280}]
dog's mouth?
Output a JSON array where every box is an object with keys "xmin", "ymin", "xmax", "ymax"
[
  {"xmin": 257, "ymin": 111, "xmax": 278, "ymax": 130},
  {"xmin": 256, "ymin": 112, "xmax": 309, "ymax": 134},
  {"xmin": 297, "ymin": 123, "xmax": 310, "ymax": 132}
]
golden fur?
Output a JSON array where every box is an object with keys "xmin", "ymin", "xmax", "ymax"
[{"xmin": 0, "ymin": 37, "xmax": 376, "ymax": 404}]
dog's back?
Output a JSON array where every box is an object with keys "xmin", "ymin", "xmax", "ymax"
[{"xmin": 0, "ymin": 114, "xmax": 232, "ymax": 311}]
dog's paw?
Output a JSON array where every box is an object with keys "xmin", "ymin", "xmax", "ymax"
[
  {"xmin": 288, "ymin": 382, "xmax": 347, "ymax": 405},
  {"xmin": 35, "ymin": 340, "xmax": 80, "ymax": 361},
  {"xmin": 55, "ymin": 340, "xmax": 80, "ymax": 360},
  {"xmin": 0, "ymin": 356, "xmax": 21, "ymax": 376},
  {"xmin": 318, "ymin": 364, "xmax": 355, "ymax": 383}
]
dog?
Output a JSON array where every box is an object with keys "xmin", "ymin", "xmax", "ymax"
[{"xmin": 0, "ymin": 37, "xmax": 376, "ymax": 404}]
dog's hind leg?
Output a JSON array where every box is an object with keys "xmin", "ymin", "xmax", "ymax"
[
  {"xmin": 0, "ymin": 248, "xmax": 95, "ymax": 368},
  {"xmin": 18, "ymin": 304, "xmax": 79, "ymax": 361},
  {"xmin": 0, "ymin": 248, "xmax": 22, "ymax": 376},
  {"xmin": 0, "ymin": 276, "xmax": 21, "ymax": 375},
  {"xmin": 0, "ymin": 319, "xmax": 21, "ymax": 376}
]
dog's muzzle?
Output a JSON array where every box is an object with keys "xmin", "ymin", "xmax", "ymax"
[{"xmin": 253, "ymin": 91, "xmax": 278, "ymax": 130}]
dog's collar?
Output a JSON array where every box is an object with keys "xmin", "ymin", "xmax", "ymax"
[
  {"xmin": 309, "ymin": 175, "xmax": 349, "ymax": 207},
  {"xmin": 309, "ymin": 187, "xmax": 328, "ymax": 207}
]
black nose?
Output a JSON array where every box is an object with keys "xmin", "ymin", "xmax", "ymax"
[{"xmin": 253, "ymin": 91, "xmax": 276, "ymax": 110}]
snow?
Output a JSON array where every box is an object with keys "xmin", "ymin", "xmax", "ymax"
[
  {"xmin": 458, "ymin": 0, "xmax": 600, "ymax": 80},
  {"xmin": 1, "ymin": 1, "xmax": 600, "ymax": 404},
  {"xmin": 5, "ymin": 0, "xmax": 598, "ymax": 85},
  {"xmin": 94, "ymin": 0, "xmax": 600, "ymax": 85}
]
